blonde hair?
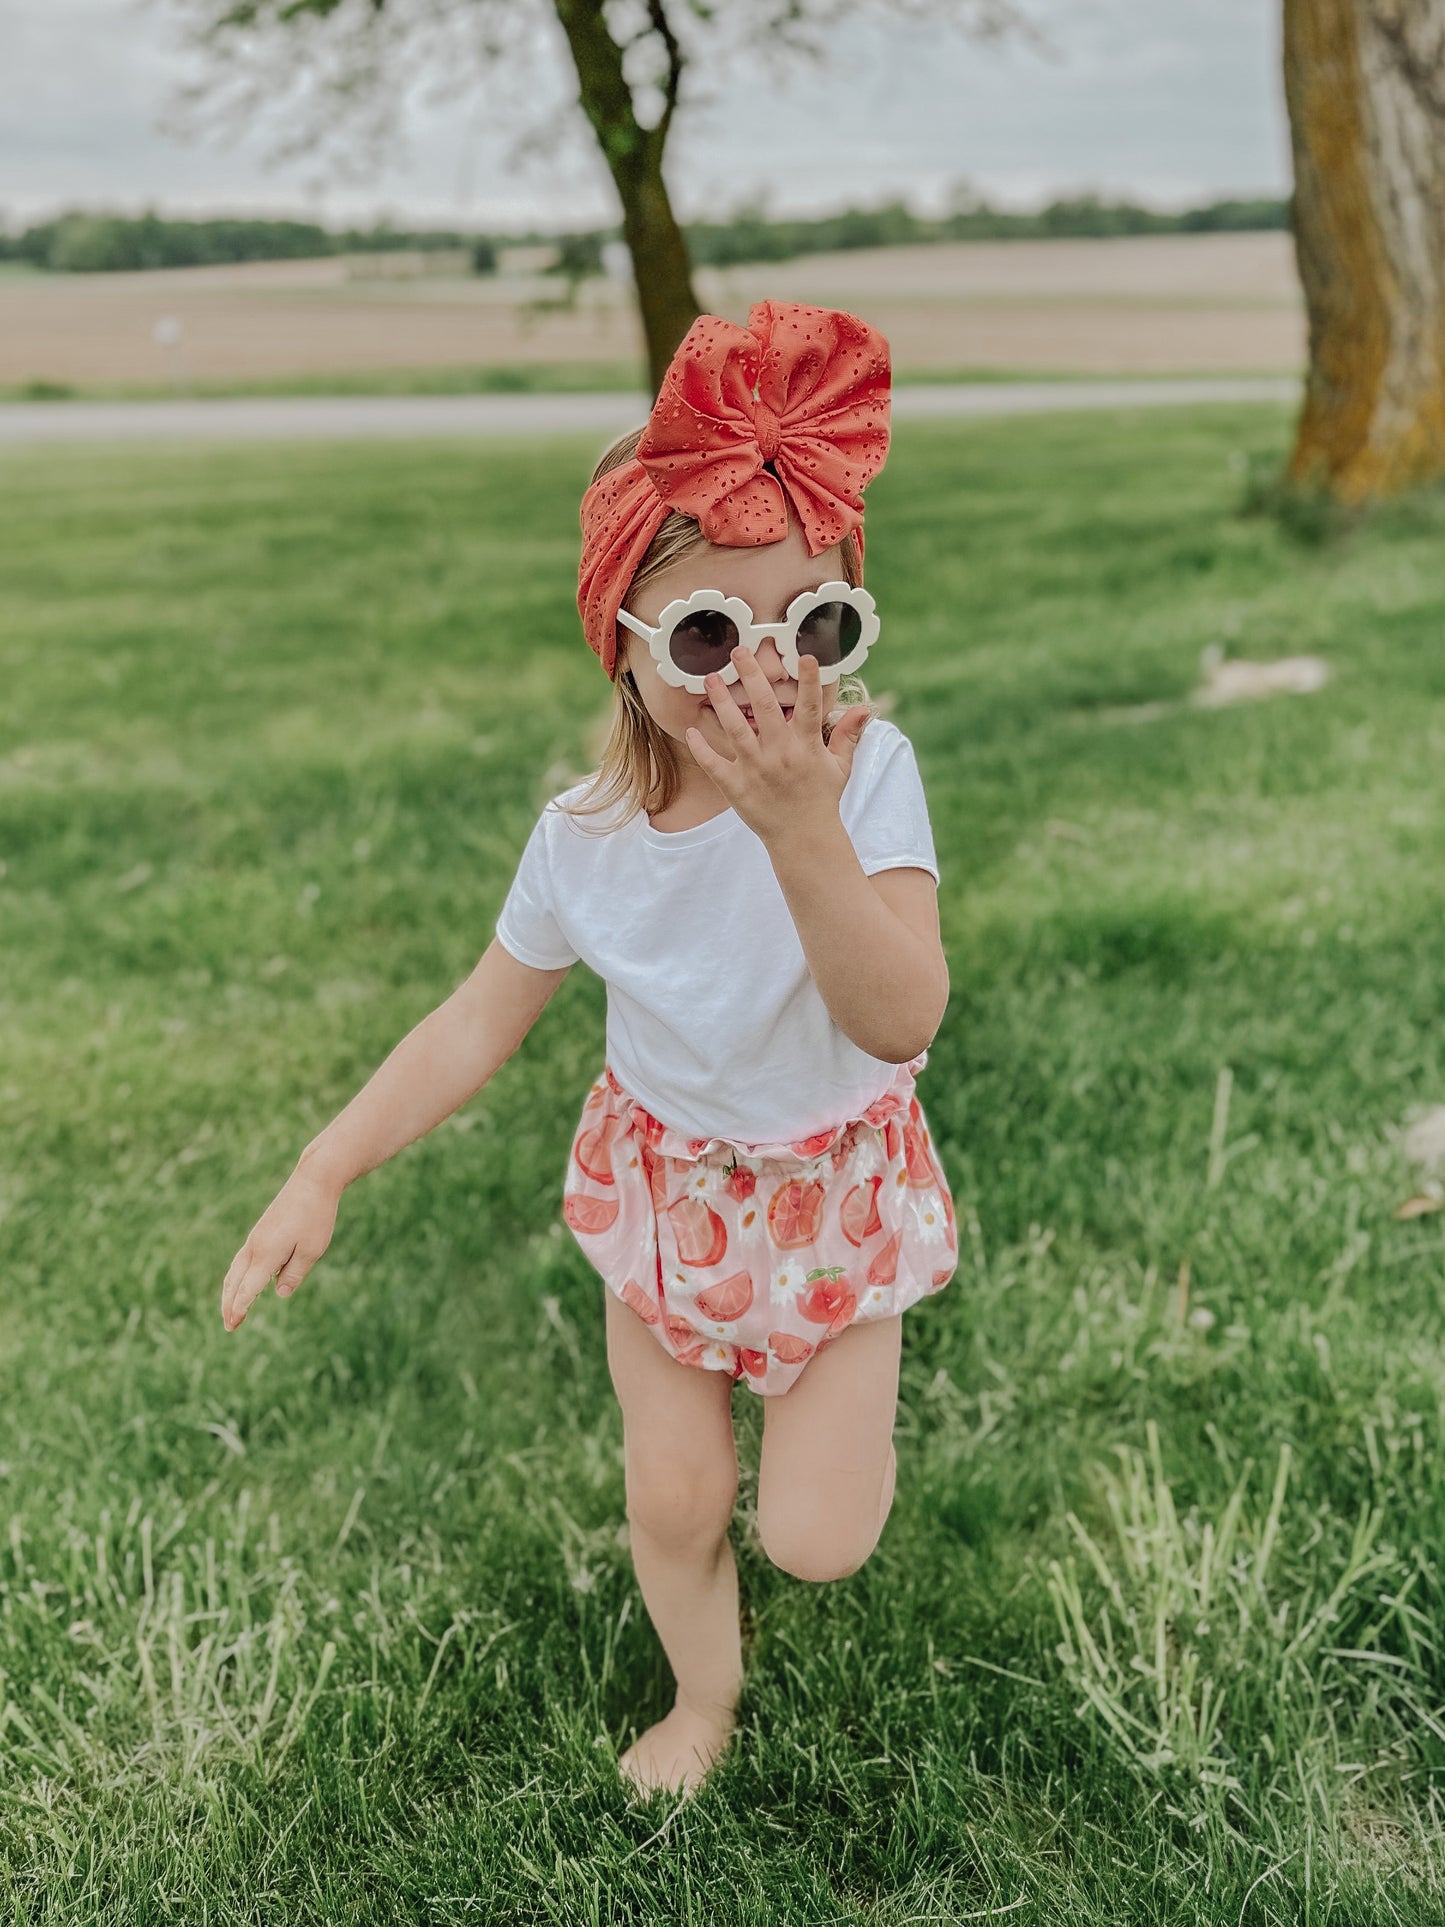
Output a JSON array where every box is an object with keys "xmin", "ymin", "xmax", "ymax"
[{"xmin": 555, "ymin": 426, "xmax": 879, "ymax": 832}]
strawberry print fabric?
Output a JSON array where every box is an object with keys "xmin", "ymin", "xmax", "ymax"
[{"xmin": 562, "ymin": 1051, "xmax": 958, "ymax": 1396}]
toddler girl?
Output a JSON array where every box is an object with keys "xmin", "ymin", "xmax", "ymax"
[{"xmin": 221, "ymin": 300, "xmax": 959, "ymax": 1802}]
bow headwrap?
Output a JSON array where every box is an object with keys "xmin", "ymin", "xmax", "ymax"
[{"xmin": 578, "ymin": 300, "xmax": 891, "ymax": 679}]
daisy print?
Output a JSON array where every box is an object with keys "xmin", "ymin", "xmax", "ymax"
[
  {"xmin": 850, "ymin": 1134, "xmax": 885, "ymax": 1181},
  {"xmin": 559, "ymin": 1054, "xmax": 960, "ymax": 1407},
  {"xmin": 908, "ymin": 1191, "xmax": 949, "ymax": 1246},
  {"xmin": 771, "ymin": 1258, "xmax": 810, "ymax": 1304},
  {"xmin": 683, "ymin": 1163, "xmax": 727, "ymax": 1205}
]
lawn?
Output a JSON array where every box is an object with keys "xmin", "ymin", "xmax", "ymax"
[
  {"xmin": 2, "ymin": 407, "xmax": 1444, "ymax": 1923},
  {"xmin": 0, "ymin": 363, "xmax": 1248, "ymax": 404}
]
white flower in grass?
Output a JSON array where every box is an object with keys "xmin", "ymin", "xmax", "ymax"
[{"xmin": 908, "ymin": 1192, "xmax": 948, "ymax": 1246}]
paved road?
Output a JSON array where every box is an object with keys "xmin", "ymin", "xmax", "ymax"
[{"xmin": 0, "ymin": 377, "xmax": 1299, "ymax": 446}]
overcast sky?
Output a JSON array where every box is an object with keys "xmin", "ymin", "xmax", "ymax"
[{"xmin": 1, "ymin": 0, "xmax": 1291, "ymax": 232}]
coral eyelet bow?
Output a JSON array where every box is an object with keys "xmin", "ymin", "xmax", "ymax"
[{"xmin": 578, "ymin": 300, "xmax": 892, "ymax": 679}]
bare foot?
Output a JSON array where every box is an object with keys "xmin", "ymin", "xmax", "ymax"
[{"xmin": 617, "ymin": 1700, "xmax": 736, "ymax": 1798}]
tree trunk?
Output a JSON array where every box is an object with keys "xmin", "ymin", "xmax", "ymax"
[
  {"xmin": 611, "ymin": 164, "xmax": 702, "ymax": 400},
  {"xmin": 1282, "ymin": 0, "xmax": 1445, "ymax": 501},
  {"xmin": 552, "ymin": 0, "xmax": 702, "ymax": 398}
]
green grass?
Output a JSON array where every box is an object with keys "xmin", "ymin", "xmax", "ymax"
[
  {"xmin": 0, "ymin": 363, "xmax": 1302, "ymax": 405},
  {"xmin": 2, "ymin": 407, "xmax": 1445, "ymax": 1921},
  {"xmin": 0, "ymin": 361, "xmax": 648, "ymax": 404}
]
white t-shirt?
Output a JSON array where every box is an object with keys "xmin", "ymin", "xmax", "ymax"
[{"xmin": 494, "ymin": 716, "xmax": 942, "ymax": 1145}]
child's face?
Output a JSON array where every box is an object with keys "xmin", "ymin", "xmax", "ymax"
[{"xmin": 619, "ymin": 514, "xmax": 848, "ymax": 765}]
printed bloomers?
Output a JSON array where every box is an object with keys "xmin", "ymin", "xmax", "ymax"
[{"xmin": 561, "ymin": 1052, "xmax": 958, "ymax": 1396}]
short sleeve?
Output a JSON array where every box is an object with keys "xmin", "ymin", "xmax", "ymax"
[
  {"xmin": 846, "ymin": 721, "xmax": 941, "ymax": 885},
  {"xmin": 494, "ymin": 805, "xmax": 581, "ymax": 970}
]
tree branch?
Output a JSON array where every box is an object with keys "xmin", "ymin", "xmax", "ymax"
[{"xmin": 643, "ymin": 0, "xmax": 685, "ymax": 150}]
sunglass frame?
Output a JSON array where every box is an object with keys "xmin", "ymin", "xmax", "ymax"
[{"xmin": 615, "ymin": 582, "xmax": 879, "ymax": 695}]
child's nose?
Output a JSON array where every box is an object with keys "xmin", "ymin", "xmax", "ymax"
[{"xmin": 751, "ymin": 633, "xmax": 788, "ymax": 679}]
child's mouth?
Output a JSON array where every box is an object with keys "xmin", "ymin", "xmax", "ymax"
[{"xmin": 737, "ymin": 707, "xmax": 794, "ymax": 731}]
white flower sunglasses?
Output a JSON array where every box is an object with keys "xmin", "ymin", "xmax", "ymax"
[{"xmin": 615, "ymin": 582, "xmax": 879, "ymax": 696}]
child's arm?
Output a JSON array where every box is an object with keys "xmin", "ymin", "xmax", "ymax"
[
  {"xmin": 767, "ymin": 817, "xmax": 948, "ymax": 1065},
  {"xmin": 687, "ymin": 658, "xmax": 947, "ymax": 1065},
  {"xmin": 297, "ymin": 938, "xmax": 570, "ymax": 1191},
  {"xmin": 221, "ymin": 939, "xmax": 571, "ymax": 1329}
]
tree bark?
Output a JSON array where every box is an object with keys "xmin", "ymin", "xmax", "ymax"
[
  {"xmin": 551, "ymin": 0, "xmax": 702, "ymax": 398},
  {"xmin": 1283, "ymin": 0, "xmax": 1445, "ymax": 501}
]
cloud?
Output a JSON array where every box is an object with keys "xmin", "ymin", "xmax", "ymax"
[{"xmin": 0, "ymin": 0, "xmax": 1291, "ymax": 229}]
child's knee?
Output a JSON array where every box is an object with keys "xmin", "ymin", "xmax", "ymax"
[
  {"xmin": 757, "ymin": 1440, "xmax": 897, "ymax": 1582},
  {"xmin": 625, "ymin": 1457, "xmax": 737, "ymax": 1554},
  {"xmin": 755, "ymin": 1497, "xmax": 883, "ymax": 1584}
]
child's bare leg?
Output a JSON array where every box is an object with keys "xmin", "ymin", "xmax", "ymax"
[
  {"xmin": 603, "ymin": 1288, "xmax": 743, "ymax": 1794},
  {"xmin": 756, "ymin": 1313, "xmax": 903, "ymax": 1581}
]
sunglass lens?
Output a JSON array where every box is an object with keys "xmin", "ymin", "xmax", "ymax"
[
  {"xmin": 796, "ymin": 600, "xmax": 863, "ymax": 669},
  {"xmin": 669, "ymin": 608, "xmax": 740, "ymax": 678}
]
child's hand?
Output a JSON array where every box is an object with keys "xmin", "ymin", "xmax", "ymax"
[
  {"xmin": 685, "ymin": 646, "xmax": 870, "ymax": 844},
  {"xmin": 221, "ymin": 1165, "xmax": 342, "ymax": 1331}
]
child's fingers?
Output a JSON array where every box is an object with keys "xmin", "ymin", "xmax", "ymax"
[
  {"xmin": 274, "ymin": 1251, "xmax": 311, "ymax": 1298},
  {"xmin": 704, "ymin": 671, "xmax": 750, "ymax": 741},
  {"xmin": 222, "ymin": 1248, "xmax": 267, "ymax": 1329},
  {"xmin": 222, "ymin": 1242, "xmax": 290, "ymax": 1329},
  {"xmin": 799, "ymin": 651, "xmax": 823, "ymax": 730},
  {"xmin": 221, "ymin": 1249, "xmax": 246, "ymax": 1327},
  {"xmin": 223, "ymin": 1175, "xmax": 338, "ymax": 1329},
  {"xmin": 685, "ymin": 724, "xmax": 727, "ymax": 770}
]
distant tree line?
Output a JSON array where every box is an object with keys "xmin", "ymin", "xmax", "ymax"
[
  {"xmin": 0, "ymin": 195, "xmax": 1288, "ymax": 276},
  {"xmin": 685, "ymin": 194, "xmax": 1288, "ymax": 265},
  {"xmin": 0, "ymin": 212, "xmax": 503, "ymax": 274}
]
